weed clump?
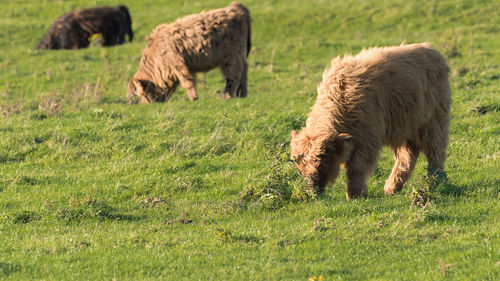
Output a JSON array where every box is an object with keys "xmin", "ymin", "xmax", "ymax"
[
  {"xmin": 312, "ymin": 216, "xmax": 335, "ymax": 232},
  {"xmin": 409, "ymin": 175, "xmax": 436, "ymax": 208},
  {"xmin": 469, "ymin": 104, "xmax": 500, "ymax": 115},
  {"xmin": 239, "ymin": 143, "xmax": 314, "ymax": 210}
]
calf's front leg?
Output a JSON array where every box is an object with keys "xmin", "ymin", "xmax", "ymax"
[{"xmin": 344, "ymin": 150, "xmax": 378, "ymax": 199}]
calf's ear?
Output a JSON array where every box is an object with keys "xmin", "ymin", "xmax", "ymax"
[
  {"xmin": 327, "ymin": 133, "xmax": 352, "ymax": 152},
  {"xmin": 128, "ymin": 80, "xmax": 144, "ymax": 96},
  {"xmin": 291, "ymin": 130, "xmax": 298, "ymax": 139},
  {"xmin": 336, "ymin": 133, "xmax": 352, "ymax": 142}
]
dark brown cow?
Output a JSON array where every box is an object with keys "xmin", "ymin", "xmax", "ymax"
[{"xmin": 36, "ymin": 6, "xmax": 133, "ymax": 50}]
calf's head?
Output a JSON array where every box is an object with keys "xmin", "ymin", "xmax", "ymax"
[
  {"xmin": 127, "ymin": 79, "xmax": 167, "ymax": 104},
  {"xmin": 290, "ymin": 130, "xmax": 352, "ymax": 192}
]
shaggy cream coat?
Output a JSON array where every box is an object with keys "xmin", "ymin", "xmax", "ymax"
[
  {"xmin": 291, "ymin": 43, "xmax": 451, "ymax": 199},
  {"xmin": 128, "ymin": 2, "xmax": 251, "ymax": 103}
]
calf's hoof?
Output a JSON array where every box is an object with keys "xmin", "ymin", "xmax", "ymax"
[
  {"xmin": 384, "ymin": 181, "xmax": 403, "ymax": 195},
  {"xmin": 345, "ymin": 189, "xmax": 368, "ymax": 200}
]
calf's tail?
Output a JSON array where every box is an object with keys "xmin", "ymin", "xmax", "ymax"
[{"xmin": 246, "ymin": 16, "xmax": 251, "ymax": 57}]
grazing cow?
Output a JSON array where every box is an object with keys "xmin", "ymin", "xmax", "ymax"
[
  {"xmin": 291, "ymin": 43, "xmax": 451, "ymax": 199},
  {"xmin": 36, "ymin": 5, "xmax": 133, "ymax": 50},
  {"xmin": 127, "ymin": 2, "xmax": 251, "ymax": 103}
]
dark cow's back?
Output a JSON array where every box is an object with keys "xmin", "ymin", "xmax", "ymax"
[{"xmin": 36, "ymin": 6, "xmax": 133, "ymax": 50}]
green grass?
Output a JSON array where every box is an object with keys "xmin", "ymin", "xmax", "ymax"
[{"xmin": 1, "ymin": 0, "xmax": 499, "ymax": 280}]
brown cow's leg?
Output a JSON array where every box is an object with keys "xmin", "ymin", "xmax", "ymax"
[
  {"xmin": 236, "ymin": 59, "xmax": 248, "ymax": 97},
  {"xmin": 178, "ymin": 73, "xmax": 198, "ymax": 101},
  {"xmin": 164, "ymin": 81, "xmax": 179, "ymax": 102},
  {"xmin": 221, "ymin": 56, "xmax": 243, "ymax": 99}
]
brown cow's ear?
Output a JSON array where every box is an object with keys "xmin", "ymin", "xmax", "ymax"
[
  {"xmin": 132, "ymin": 80, "xmax": 143, "ymax": 93},
  {"xmin": 127, "ymin": 80, "xmax": 141, "ymax": 104},
  {"xmin": 291, "ymin": 130, "xmax": 298, "ymax": 139}
]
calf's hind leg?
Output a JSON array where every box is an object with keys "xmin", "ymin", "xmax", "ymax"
[
  {"xmin": 423, "ymin": 116, "xmax": 449, "ymax": 182},
  {"xmin": 384, "ymin": 140, "xmax": 420, "ymax": 195}
]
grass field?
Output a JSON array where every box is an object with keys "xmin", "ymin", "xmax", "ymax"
[{"xmin": 1, "ymin": 0, "xmax": 499, "ymax": 280}]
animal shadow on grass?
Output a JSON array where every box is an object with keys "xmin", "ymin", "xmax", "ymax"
[
  {"xmin": 56, "ymin": 199, "xmax": 141, "ymax": 222},
  {"xmin": 411, "ymin": 174, "xmax": 469, "ymax": 201},
  {"xmin": 216, "ymin": 229, "xmax": 263, "ymax": 244},
  {"xmin": 0, "ymin": 151, "xmax": 31, "ymax": 164},
  {"xmin": 438, "ymin": 178, "xmax": 500, "ymax": 198},
  {"xmin": 435, "ymin": 182, "xmax": 469, "ymax": 197},
  {"xmin": 11, "ymin": 211, "xmax": 41, "ymax": 224},
  {"xmin": 0, "ymin": 262, "xmax": 23, "ymax": 277}
]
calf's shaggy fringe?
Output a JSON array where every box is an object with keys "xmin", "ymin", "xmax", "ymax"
[
  {"xmin": 291, "ymin": 43, "xmax": 451, "ymax": 199},
  {"xmin": 128, "ymin": 2, "xmax": 251, "ymax": 103}
]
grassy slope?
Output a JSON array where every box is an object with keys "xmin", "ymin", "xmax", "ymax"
[{"xmin": 1, "ymin": 0, "xmax": 499, "ymax": 280}]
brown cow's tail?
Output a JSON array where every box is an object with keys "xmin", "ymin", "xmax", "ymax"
[
  {"xmin": 119, "ymin": 5, "xmax": 133, "ymax": 42},
  {"xmin": 231, "ymin": 2, "xmax": 251, "ymax": 57}
]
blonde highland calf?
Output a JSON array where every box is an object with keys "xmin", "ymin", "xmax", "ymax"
[
  {"xmin": 291, "ymin": 43, "xmax": 451, "ymax": 199},
  {"xmin": 127, "ymin": 2, "xmax": 251, "ymax": 103}
]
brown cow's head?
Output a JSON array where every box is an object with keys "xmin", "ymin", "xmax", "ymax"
[
  {"xmin": 127, "ymin": 79, "xmax": 166, "ymax": 104},
  {"xmin": 290, "ymin": 130, "xmax": 352, "ymax": 192}
]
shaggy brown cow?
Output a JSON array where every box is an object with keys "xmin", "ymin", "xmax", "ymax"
[
  {"xmin": 291, "ymin": 43, "xmax": 451, "ymax": 199},
  {"xmin": 36, "ymin": 6, "xmax": 133, "ymax": 50},
  {"xmin": 127, "ymin": 2, "xmax": 251, "ymax": 103}
]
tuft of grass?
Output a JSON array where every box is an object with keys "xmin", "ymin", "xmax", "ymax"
[
  {"xmin": 439, "ymin": 258, "xmax": 455, "ymax": 276},
  {"xmin": 308, "ymin": 275, "xmax": 325, "ymax": 281},
  {"xmin": 88, "ymin": 33, "xmax": 104, "ymax": 48},
  {"xmin": 469, "ymin": 104, "xmax": 500, "ymax": 115},
  {"xmin": 55, "ymin": 195, "xmax": 137, "ymax": 222},
  {"xmin": 0, "ymin": 100, "xmax": 23, "ymax": 118},
  {"xmin": 37, "ymin": 92, "xmax": 64, "ymax": 117}
]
